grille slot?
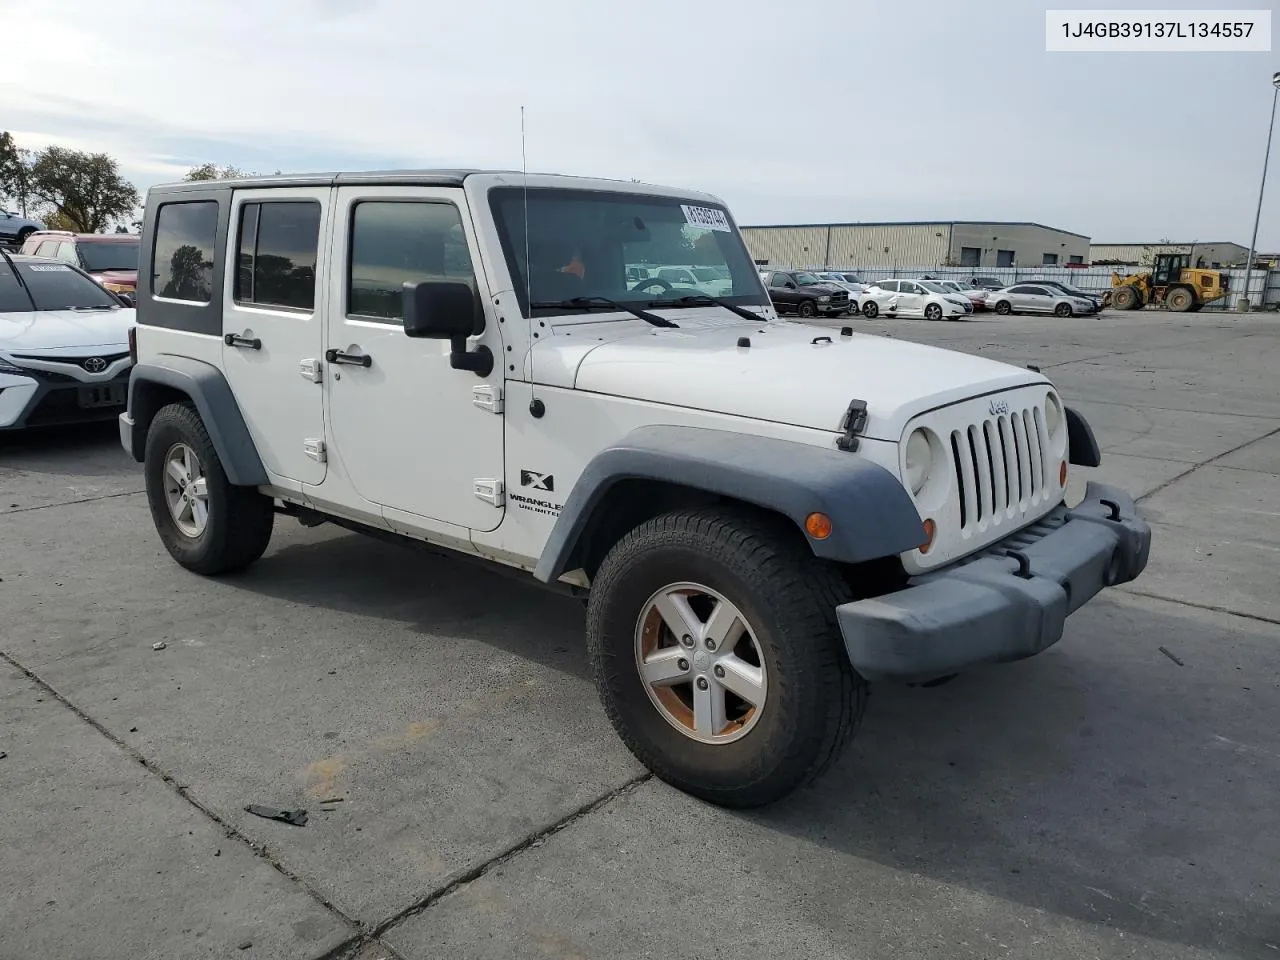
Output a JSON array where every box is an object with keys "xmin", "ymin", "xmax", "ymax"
[{"xmin": 949, "ymin": 402, "xmax": 1050, "ymax": 533}]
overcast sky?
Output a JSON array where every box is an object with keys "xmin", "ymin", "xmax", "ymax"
[{"xmin": 3, "ymin": 0, "xmax": 1277, "ymax": 246}]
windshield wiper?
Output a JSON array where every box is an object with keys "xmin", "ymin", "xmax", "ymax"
[
  {"xmin": 654, "ymin": 294, "xmax": 766, "ymax": 324},
  {"xmin": 530, "ymin": 296, "xmax": 678, "ymax": 328}
]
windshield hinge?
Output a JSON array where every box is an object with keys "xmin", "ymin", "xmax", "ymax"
[{"xmin": 835, "ymin": 399, "xmax": 868, "ymax": 452}]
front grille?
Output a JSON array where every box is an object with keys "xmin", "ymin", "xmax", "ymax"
[
  {"xmin": 12, "ymin": 351, "xmax": 130, "ymax": 372},
  {"xmin": 948, "ymin": 405, "xmax": 1049, "ymax": 532},
  {"xmin": 829, "ymin": 291, "xmax": 849, "ymax": 305}
]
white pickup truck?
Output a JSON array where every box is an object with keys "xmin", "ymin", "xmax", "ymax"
[{"xmin": 119, "ymin": 170, "xmax": 1151, "ymax": 808}]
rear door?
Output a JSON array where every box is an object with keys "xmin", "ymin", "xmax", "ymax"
[{"xmin": 221, "ymin": 188, "xmax": 331, "ymax": 487}]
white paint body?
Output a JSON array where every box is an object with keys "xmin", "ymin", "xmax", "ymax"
[{"xmin": 135, "ymin": 173, "xmax": 1071, "ymax": 582}]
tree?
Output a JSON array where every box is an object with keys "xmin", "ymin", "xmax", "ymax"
[
  {"xmin": 25, "ymin": 145, "xmax": 139, "ymax": 232},
  {"xmin": 0, "ymin": 131, "xmax": 34, "ymax": 215},
  {"xmin": 184, "ymin": 162, "xmax": 247, "ymax": 181},
  {"xmin": 42, "ymin": 209, "xmax": 79, "ymax": 231}
]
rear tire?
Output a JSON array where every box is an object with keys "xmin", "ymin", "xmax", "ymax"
[
  {"xmin": 1111, "ymin": 285, "xmax": 1141, "ymax": 311},
  {"xmin": 143, "ymin": 402, "xmax": 274, "ymax": 575},
  {"xmin": 862, "ymin": 300, "xmax": 879, "ymax": 319},
  {"xmin": 1166, "ymin": 286, "xmax": 1195, "ymax": 312},
  {"xmin": 994, "ymin": 299, "xmax": 1012, "ymax": 315},
  {"xmin": 586, "ymin": 506, "xmax": 867, "ymax": 808}
]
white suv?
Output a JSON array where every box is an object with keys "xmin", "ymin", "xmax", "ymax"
[{"xmin": 120, "ymin": 170, "xmax": 1151, "ymax": 808}]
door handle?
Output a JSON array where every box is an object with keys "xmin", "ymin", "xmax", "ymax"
[
  {"xmin": 325, "ymin": 348, "xmax": 371, "ymax": 368},
  {"xmin": 224, "ymin": 333, "xmax": 261, "ymax": 350}
]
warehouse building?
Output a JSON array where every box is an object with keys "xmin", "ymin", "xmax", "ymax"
[
  {"xmin": 740, "ymin": 221, "xmax": 1091, "ymax": 271},
  {"xmin": 1087, "ymin": 241, "xmax": 1250, "ymax": 268}
]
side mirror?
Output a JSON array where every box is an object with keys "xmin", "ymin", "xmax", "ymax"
[
  {"xmin": 401, "ymin": 280, "xmax": 492, "ymax": 377},
  {"xmin": 784, "ymin": 281, "xmax": 796, "ymax": 289}
]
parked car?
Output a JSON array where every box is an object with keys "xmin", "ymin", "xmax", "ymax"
[
  {"xmin": 988, "ymin": 283, "xmax": 1097, "ymax": 317},
  {"xmin": 815, "ymin": 271, "xmax": 867, "ymax": 293},
  {"xmin": 1019, "ymin": 278, "xmax": 1104, "ymax": 312},
  {"xmin": 0, "ymin": 252, "xmax": 135, "ymax": 430},
  {"xmin": 761, "ymin": 269, "xmax": 853, "ymax": 317},
  {"xmin": 968, "ymin": 276, "xmax": 1007, "ymax": 292},
  {"xmin": 933, "ymin": 279, "xmax": 989, "ymax": 311},
  {"xmin": 20, "ymin": 231, "xmax": 140, "ymax": 297},
  {"xmin": 859, "ymin": 279, "xmax": 970, "ymax": 320},
  {"xmin": 0, "ymin": 210, "xmax": 45, "ymax": 249},
  {"xmin": 119, "ymin": 168, "xmax": 1149, "ymax": 809}
]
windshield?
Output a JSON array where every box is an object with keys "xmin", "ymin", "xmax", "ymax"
[
  {"xmin": 950, "ymin": 281, "xmax": 974, "ymax": 290},
  {"xmin": 919, "ymin": 281, "xmax": 948, "ymax": 293},
  {"xmin": 793, "ymin": 272, "xmax": 823, "ymax": 286},
  {"xmin": 489, "ymin": 187, "xmax": 767, "ymax": 316},
  {"xmin": 0, "ymin": 260, "xmax": 120, "ymax": 312},
  {"xmin": 77, "ymin": 241, "xmax": 140, "ymax": 272}
]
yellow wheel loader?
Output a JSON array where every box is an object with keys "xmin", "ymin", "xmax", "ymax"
[{"xmin": 1104, "ymin": 253, "xmax": 1230, "ymax": 312}]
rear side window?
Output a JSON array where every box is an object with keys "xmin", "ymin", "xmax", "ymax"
[
  {"xmin": 35, "ymin": 240, "xmax": 58, "ymax": 258},
  {"xmin": 347, "ymin": 201, "xmax": 476, "ymax": 322},
  {"xmin": 235, "ymin": 200, "xmax": 321, "ymax": 310},
  {"xmin": 153, "ymin": 201, "xmax": 218, "ymax": 303}
]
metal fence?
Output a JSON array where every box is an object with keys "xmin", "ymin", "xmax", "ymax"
[{"xmin": 789, "ymin": 263, "xmax": 1279, "ymax": 310}]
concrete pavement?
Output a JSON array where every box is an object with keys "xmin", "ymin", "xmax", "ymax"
[{"xmin": 1, "ymin": 309, "xmax": 1277, "ymax": 959}]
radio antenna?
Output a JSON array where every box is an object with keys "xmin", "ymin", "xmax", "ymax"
[{"xmin": 521, "ymin": 105, "xmax": 538, "ymax": 414}]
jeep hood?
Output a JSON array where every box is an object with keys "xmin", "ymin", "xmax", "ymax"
[{"xmin": 551, "ymin": 316, "xmax": 1044, "ymax": 441}]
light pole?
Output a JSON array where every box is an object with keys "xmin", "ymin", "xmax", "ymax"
[{"xmin": 1239, "ymin": 72, "xmax": 1280, "ymax": 310}]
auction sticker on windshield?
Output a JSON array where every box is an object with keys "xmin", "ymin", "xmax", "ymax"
[
  {"xmin": 28, "ymin": 265, "xmax": 73, "ymax": 272},
  {"xmin": 681, "ymin": 205, "xmax": 731, "ymax": 232}
]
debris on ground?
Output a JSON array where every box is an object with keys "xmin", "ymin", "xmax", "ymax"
[
  {"xmin": 244, "ymin": 804, "xmax": 308, "ymax": 826},
  {"xmin": 152, "ymin": 641, "xmax": 166, "ymax": 651},
  {"xmin": 237, "ymin": 940, "xmax": 253, "ymax": 950},
  {"xmin": 0, "ymin": 751, "xmax": 7, "ymax": 759},
  {"xmin": 319, "ymin": 797, "xmax": 344, "ymax": 804},
  {"xmin": 1159, "ymin": 646, "xmax": 1185, "ymax": 666}
]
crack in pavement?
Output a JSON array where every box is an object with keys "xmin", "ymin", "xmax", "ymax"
[
  {"xmin": 0, "ymin": 488, "xmax": 144, "ymax": 515},
  {"xmin": 1136, "ymin": 423, "xmax": 1280, "ymax": 504},
  {"xmin": 0, "ymin": 648, "xmax": 367, "ymax": 948},
  {"xmin": 1037, "ymin": 329, "xmax": 1266, "ymax": 371},
  {"xmin": 1116, "ymin": 588, "xmax": 1280, "ymax": 628}
]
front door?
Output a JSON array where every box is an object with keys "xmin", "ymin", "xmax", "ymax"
[
  {"xmin": 324, "ymin": 186, "xmax": 506, "ymax": 532},
  {"xmin": 221, "ymin": 188, "xmax": 331, "ymax": 486},
  {"xmin": 896, "ymin": 281, "xmax": 926, "ymax": 316}
]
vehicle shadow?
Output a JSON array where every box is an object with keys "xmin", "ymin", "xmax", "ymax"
[
  {"xmin": 233, "ymin": 528, "xmax": 1277, "ymax": 957},
  {"xmin": 0, "ymin": 421, "xmax": 132, "ymax": 478}
]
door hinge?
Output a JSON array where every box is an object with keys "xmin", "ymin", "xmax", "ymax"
[
  {"xmin": 299, "ymin": 358, "xmax": 322, "ymax": 383},
  {"xmin": 304, "ymin": 439, "xmax": 327, "ymax": 463},
  {"xmin": 473, "ymin": 478, "xmax": 504, "ymax": 506},
  {"xmin": 472, "ymin": 384, "xmax": 504, "ymax": 413}
]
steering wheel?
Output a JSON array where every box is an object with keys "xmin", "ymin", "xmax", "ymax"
[{"xmin": 631, "ymin": 277, "xmax": 673, "ymax": 296}]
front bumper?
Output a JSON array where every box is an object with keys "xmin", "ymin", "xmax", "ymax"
[
  {"xmin": 0, "ymin": 371, "xmax": 131, "ymax": 430},
  {"xmin": 836, "ymin": 481, "xmax": 1151, "ymax": 682}
]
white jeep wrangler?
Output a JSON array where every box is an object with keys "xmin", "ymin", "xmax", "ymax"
[{"xmin": 120, "ymin": 170, "xmax": 1151, "ymax": 808}]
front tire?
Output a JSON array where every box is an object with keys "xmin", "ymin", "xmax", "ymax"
[
  {"xmin": 797, "ymin": 300, "xmax": 816, "ymax": 318},
  {"xmin": 994, "ymin": 299, "xmax": 1012, "ymax": 315},
  {"xmin": 586, "ymin": 507, "xmax": 866, "ymax": 808},
  {"xmin": 1054, "ymin": 302, "xmax": 1073, "ymax": 318},
  {"xmin": 144, "ymin": 402, "xmax": 274, "ymax": 575},
  {"xmin": 924, "ymin": 303, "xmax": 943, "ymax": 321}
]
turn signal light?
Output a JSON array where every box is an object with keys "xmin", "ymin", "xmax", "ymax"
[
  {"xmin": 805, "ymin": 512, "xmax": 833, "ymax": 540},
  {"xmin": 1060, "ymin": 461, "xmax": 1068, "ymax": 486},
  {"xmin": 919, "ymin": 518, "xmax": 937, "ymax": 553}
]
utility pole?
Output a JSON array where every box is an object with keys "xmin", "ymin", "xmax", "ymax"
[{"xmin": 1240, "ymin": 72, "xmax": 1280, "ymax": 310}]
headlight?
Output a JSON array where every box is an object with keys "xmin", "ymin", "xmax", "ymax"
[
  {"xmin": 904, "ymin": 428, "xmax": 932, "ymax": 494},
  {"xmin": 818, "ymin": 295, "xmax": 831, "ymax": 303},
  {"xmin": 1045, "ymin": 393, "xmax": 1064, "ymax": 437}
]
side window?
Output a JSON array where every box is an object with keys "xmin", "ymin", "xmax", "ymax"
[
  {"xmin": 234, "ymin": 200, "xmax": 321, "ymax": 310},
  {"xmin": 56, "ymin": 242, "xmax": 78, "ymax": 263},
  {"xmin": 1026, "ymin": 286, "xmax": 1049, "ymax": 296},
  {"xmin": 348, "ymin": 200, "xmax": 475, "ymax": 322},
  {"xmin": 1008, "ymin": 285, "xmax": 1030, "ymax": 294},
  {"xmin": 153, "ymin": 201, "xmax": 219, "ymax": 303},
  {"xmin": 901, "ymin": 282, "xmax": 922, "ymax": 294},
  {"xmin": 769, "ymin": 273, "xmax": 788, "ymax": 288}
]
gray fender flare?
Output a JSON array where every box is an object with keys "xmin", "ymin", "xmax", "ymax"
[
  {"xmin": 1065, "ymin": 406, "xmax": 1101, "ymax": 468},
  {"xmin": 532, "ymin": 424, "xmax": 925, "ymax": 584},
  {"xmin": 124, "ymin": 357, "xmax": 268, "ymax": 487}
]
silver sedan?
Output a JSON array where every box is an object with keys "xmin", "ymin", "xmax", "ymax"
[{"xmin": 987, "ymin": 283, "xmax": 1098, "ymax": 318}]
